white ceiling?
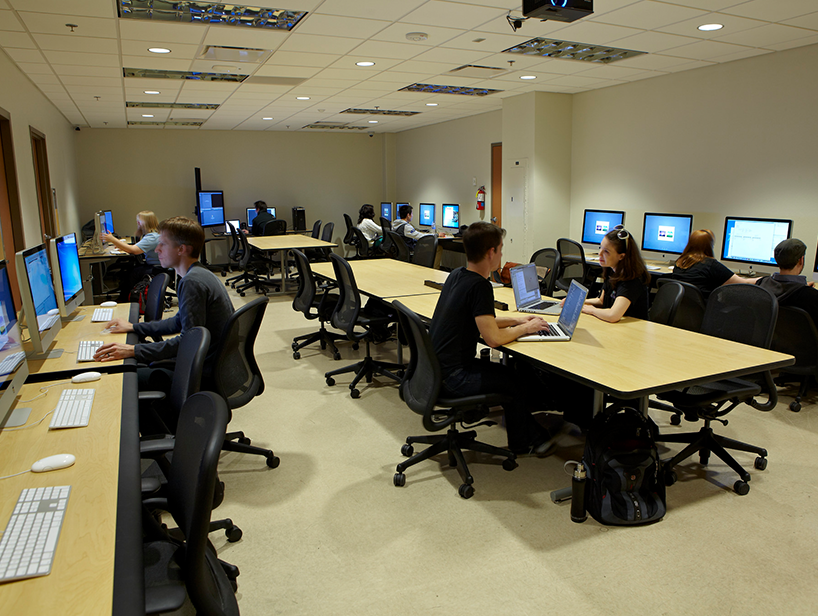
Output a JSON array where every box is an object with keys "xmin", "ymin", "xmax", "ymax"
[{"xmin": 1, "ymin": 0, "xmax": 817, "ymax": 132}]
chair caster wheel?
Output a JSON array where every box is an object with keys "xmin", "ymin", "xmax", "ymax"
[
  {"xmin": 393, "ymin": 473, "xmax": 406, "ymax": 487},
  {"xmin": 401, "ymin": 444, "xmax": 414, "ymax": 457},
  {"xmin": 291, "ymin": 342, "xmax": 299, "ymax": 350},
  {"xmin": 733, "ymin": 480, "xmax": 750, "ymax": 496},
  {"xmin": 502, "ymin": 458, "xmax": 518, "ymax": 471},
  {"xmin": 225, "ymin": 525, "xmax": 243, "ymax": 542},
  {"xmin": 266, "ymin": 455, "xmax": 280, "ymax": 469},
  {"xmin": 790, "ymin": 401, "xmax": 801, "ymax": 412},
  {"xmin": 352, "ymin": 343, "xmax": 359, "ymax": 351},
  {"xmin": 238, "ymin": 437, "xmax": 251, "ymax": 445},
  {"xmin": 699, "ymin": 453, "xmax": 710, "ymax": 466},
  {"xmin": 754, "ymin": 457, "xmax": 767, "ymax": 470},
  {"xmin": 458, "ymin": 484, "xmax": 475, "ymax": 499},
  {"xmin": 326, "ymin": 377, "xmax": 335, "ymax": 386},
  {"xmin": 333, "ymin": 352, "xmax": 341, "ymax": 360},
  {"xmin": 663, "ymin": 469, "xmax": 677, "ymax": 487},
  {"xmin": 670, "ymin": 414, "xmax": 681, "ymax": 426},
  {"xmin": 225, "ymin": 282, "xmax": 230, "ymax": 286},
  {"xmin": 350, "ymin": 388, "xmax": 360, "ymax": 399},
  {"xmin": 293, "ymin": 352, "xmax": 301, "ymax": 360},
  {"xmin": 240, "ymin": 292, "xmax": 245, "ymax": 297}
]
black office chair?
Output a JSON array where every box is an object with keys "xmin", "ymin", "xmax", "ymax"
[
  {"xmin": 350, "ymin": 227, "xmax": 373, "ymax": 260},
  {"xmin": 412, "ymin": 235, "xmax": 437, "ymax": 268},
  {"xmin": 262, "ymin": 219, "xmax": 287, "ymax": 236},
  {"xmin": 379, "ymin": 216, "xmax": 391, "ymax": 236},
  {"xmin": 384, "ymin": 229, "xmax": 410, "ymax": 262},
  {"xmin": 324, "ymin": 254, "xmax": 403, "ymax": 398},
  {"xmin": 657, "ymin": 278, "xmax": 706, "ymax": 332},
  {"xmin": 140, "ymin": 273, "xmax": 170, "ymax": 343},
  {"xmin": 380, "ymin": 223, "xmax": 397, "ymax": 258},
  {"xmin": 306, "ymin": 221, "xmax": 335, "ymax": 262},
  {"xmin": 529, "ymin": 248, "xmax": 561, "ymax": 297},
  {"xmin": 291, "ymin": 249, "xmax": 344, "ymax": 361},
  {"xmin": 555, "ymin": 238, "xmax": 596, "ymax": 293},
  {"xmin": 310, "ymin": 219, "xmax": 322, "ymax": 239},
  {"xmin": 771, "ymin": 306, "xmax": 818, "ymax": 412},
  {"xmin": 648, "ymin": 280, "xmax": 685, "ymax": 326},
  {"xmin": 232, "ymin": 230, "xmax": 278, "ymax": 297},
  {"xmin": 391, "ymin": 301, "xmax": 517, "ymax": 499},
  {"xmin": 225, "ymin": 224, "xmax": 251, "ymax": 288},
  {"xmin": 203, "ymin": 297, "xmax": 281, "ymax": 468},
  {"xmin": 342, "ymin": 213, "xmax": 358, "ymax": 254},
  {"xmin": 655, "ymin": 284, "xmax": 779, "ymax": 495},
  {"xmin": 142, "ymin": 392, "xmax": 240, "ymax": 616}
]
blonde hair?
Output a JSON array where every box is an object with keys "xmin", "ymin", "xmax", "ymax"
[{"xmin": 136, "ymin": 211, "xmax": 159, "ymax": 235}]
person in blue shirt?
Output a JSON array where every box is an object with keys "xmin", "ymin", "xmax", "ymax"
[{"xmin": 102, "ymin": 210, "xmax": 163, "ymax": 301}]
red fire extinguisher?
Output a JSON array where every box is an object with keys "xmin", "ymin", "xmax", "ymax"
[{"xmin": 476, "ymin": 186, "xmax": 486, "ymax": 210}]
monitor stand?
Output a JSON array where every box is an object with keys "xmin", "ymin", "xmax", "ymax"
[
  {"xmin": 26, "ymin": 348, "xmax": 64, "ymax": 361},
  {"xmin": 62, "ymin": 313, "xmax": 85, "ymax": 323},
  {"xmin": 2, "ymin": 407, "xmax": 32, "ymax": 428}
]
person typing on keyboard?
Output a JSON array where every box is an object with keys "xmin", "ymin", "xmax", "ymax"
[{"xmin": 430, "ymin": 222, "xmax": 562, "ymax": 456}]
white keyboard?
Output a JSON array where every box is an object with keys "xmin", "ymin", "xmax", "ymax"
[
  {"xmin": 0, "ymin": 486, "xmax": 70, "ymax": 583},
  {"xmin": 91, "ymin": 308, "xmax": 113, "ymax": 322},
  {"xmin": 0, "ymin": 351, "xmax": 25, "ymax": 376},
  {"xmin": 38, "ymin": 314, "xmax": 59, "ymax": 332},
  {"xmin": 77, "ymin": 340, "xmax": 102, "ymax": 362},
  {"xmin": 49, "ymin": 389, "xmax": 95, "ymax": 429}
]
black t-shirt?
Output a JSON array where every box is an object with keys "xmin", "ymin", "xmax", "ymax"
[
  {"xmin": 602, "ymin": 277, "xmax": 649, "ymax": 320},
  {"xmin": 430, "ymin": 267, "xmax": 495, "ymax": 375},
  {"xmin": 251, "ymin": 211, "xmax": 275, "ymax": 236},
  {"xmin": 671, "ymin": 258, "xmax": 733, "ymax": 300}
]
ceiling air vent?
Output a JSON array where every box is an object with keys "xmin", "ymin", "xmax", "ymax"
[
  {"xmin": 200, "ymin": 46, "xmax": 272, "ymax": 64},
  {"xmin": 503, "ymin": 38, "xmax": 646, "ymax": 64},
  {"xmin": 128, "ymin": 120, "xmax": 205, "ymax": 127},
  {"xmin": 399, "ymin": 83, "xmax": 503, "ymax": 97},
  {"xmin": 118, "ymin": 1, "xmax": 307, "ymax": 31},
  {"xmin": 446, "ymin": 65, "xmax": 508, "ymax": 79},
  {"xmin": 304, "ymin": 123, "xmax": 368, "ymax": 130},
  {"xmin": 340, "ymin": 108, "xmax": 419, "ymax": 117},
  {"xmin": 243, "ymin": 76, "xmax": 309, "ymax": 87},
  {"xmin": 124, "ymin": 68, "xmax": 247, "ymax": 82},
  {"xmin": 126, "ymin": 102, "xmax": 220, "ymax": 110}
]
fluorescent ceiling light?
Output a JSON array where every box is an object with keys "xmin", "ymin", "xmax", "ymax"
[
  {"xmin": 296, "ymin": 96, "xmax": 310, "ymax": 100},
  {"xmin": 142, "ymin": 114, "xmax": 154, "ymax": 117},
  {"xmin": 426, "ymin": 103, "xmax": 438, "ymax": 106},
  {"xmin": 143, "ymin": 90, "xmax": 160, "ymax": 94},
  {"xmin": 148, "ymin": 47, "xmax": 171, "ymax": 54},
  {"xmin": 262, "ymin": 117, "xmax": 273, "ymax": 120},
  {"xmin": 368, "ymin": 120, "xmax": 378, "ymax": 124},
  {"xmin": 356, "ymin": 61, "xmax": 375, "ymax": 67},
  {"xmin": 698, "ymin": 23, "xmax": 724, "ymax": 32},
  {"xmin": 520, "ymin": 75, "xmax": 536, "ymax": 80}
]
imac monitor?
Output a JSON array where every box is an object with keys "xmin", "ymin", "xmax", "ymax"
[
  {"xmin": 581, "ymin": 209, "xmax": 625, "ymax": 245},
  {"xmin": 419, "ymin": 203, "xmax": 435, "ymax": 227},
  {"xmin": 101, "ymin": 210, "xmax": 114, "ymax": 235},
  {"xmin": 197, "ymin": 191, "xmax": 225, "ymax": 227},
  {"xmin": 0, "ymin": 260, "xmax": 29, "ymax": 429},
  {"xmin": 246, "ymin": 207, "xmax": 276, "ymax": 226},
  {"xmin": 380, "ymin": 202, "xmax": 392, "ymax": 221},
  {"xmin": 442, "ymin": 204, "xmax": 460, "ymax": 229},
  {"xmin": 15, "ymin": 244, "xmax": 62, "ymax": 356},
  {"xmin": 813, "ymin": 236, "xmax": 818, "ymax": 282},
  {"xmin": 395, "ymin": 202, "xmax": 409, "ymax": 220},
  {"xmin": 49, "ymin": 233, "xmax": 85, "ymax": 318},
  {"xmin": 721, "ymin": 217, "xmax": 792, "ymax": 266},
  {"xmin": 226, "ymin": 219, "xmax": 240, "ymax": 235},
  {"xmin": 641, "ymin": 213, "xmax": 693, "ymax": 255}
]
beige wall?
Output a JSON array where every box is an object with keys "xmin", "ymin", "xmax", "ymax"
[{"xmin": 0, "ymin": 48, "xmax": 78, "ymax": 250}]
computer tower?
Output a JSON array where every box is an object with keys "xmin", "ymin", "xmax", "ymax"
[{"xmin": 292, "ymin": 207, "xmax": 306, "ymax": 231}]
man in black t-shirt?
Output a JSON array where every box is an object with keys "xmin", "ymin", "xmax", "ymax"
[
  {"xmin": 756, "ymin": 238, "xmax": 818, "ymax": 326},
  {"xmin": 244, "ymin": 200, "xmax": 274, "ymax": 236},
  {"xmin": 430, "ymin": 222, "xmax": 558, "ymax": 454}
]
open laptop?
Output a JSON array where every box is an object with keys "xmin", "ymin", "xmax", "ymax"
[
  {"xmin": 510, "ymin": 262, "xmax": 561, "ymax": 315},
  {"xmin": 517, "ymin": 280, "xmax": 588, "ymax": 342}
]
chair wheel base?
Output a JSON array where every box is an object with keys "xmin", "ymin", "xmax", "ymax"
[
  {"xmin": 502, "ymin": 458, "xmax": 518, "ymax": 471},
  {"xmin": 225, "ymin": 525, "xmax": 243, "ymax": 542},
  {"xmin": 458, "ymin": 484, "xmax": 475, "ymax": 499},
  {"xmin": 663, "ymin": 469, "xmax": 677, "ymax": 487},
  {"xmin": 350, "ymin": 388, "xmax": 360, "ymax": 399},
  {"xmin": 790, "ymin": 401, "xmax": 801, "ymax": 412},
  {"xmin": 401, "ymin": 444, "xmax": 414, "ymax": 457},
  {"xmin": 393, "ymin": 473, "xmax": 406, "ymax": 487},
  {"xmin": 754, "ymin": 456, "xmax": 767, "ymax": 470},
  {"xmin": 293, "ymin": 352, "xmax": 301, "ymax": 360},
  {"xmin": 670, "ymin": 414, "xmax": 682, "ymax": 426},
  {"xmin": 326, "ymin": 377, "xmax": 335, "ymax": 386},
  {"xmin": 733, "ymin": 480, "xmax": 750, "ymax": 495},
  {"xmin": 238, "ymin": 436, "xmax": 251, "ymax": 445},
  {"xmin": 266, "ymin": 455, "xmax": 281, "ymax": 469},
  {"xmin": 333, "ymin": 352, "xmax": 341, "ymax": 360}
]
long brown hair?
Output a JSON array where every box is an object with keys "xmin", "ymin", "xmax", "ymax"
[
  {"xmin": 603, "ymin": 228, "xmax": 650, "ymax": 286},
  {"xmin": 675, "ymin": 229, "xmax": 715, "ymax": 269}
]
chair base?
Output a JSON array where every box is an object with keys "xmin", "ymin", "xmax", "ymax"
[
  {"xmin": 223, "ymin": 432, "xmax": 281, "ymax": 468},
  {"xmin": 394, "ymin": 427, "xmax": 517, "ymax": 499},
  {"xmin": 292, "ymin": 325, "xmax": 346, "ymax": 360},
  {"xmin": 324, "ymin": 354, "xmax": 403, "ymax": 398}
]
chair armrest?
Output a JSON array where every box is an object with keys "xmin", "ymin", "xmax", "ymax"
[
  {"xmin": 141, "ymin": 477, "xmax": 162, "ymax": 496},
  {"xmin": 747, "ymin": 371, "xmax": 778, "ymax": 412},
  {"xmin": 138, "ymin": 390, "xmax": 166, "ymax": 403},
  {"xmin": 140, "ymin": 437, "xmax": 176, "ymax": 458}
]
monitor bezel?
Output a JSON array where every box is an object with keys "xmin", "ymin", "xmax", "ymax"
[
  {"xmin": 380, "ymin": 202, "xmax": 392, "ymax": 221},
  {"xmin": 101, "ymin": 209, "xmax": 115, "ymax": 235},
  {"xmin": 196, "ymin": 190, "xmax": 225, "ymax": 228},
  {"xmin": 50, "ymin": 233, "xmax": 85, "ymax": 318},
  {"xmin": 395, "ymin": 202, "xmax": 409, "ymax": 221},
  {"xmin": 441, "ymin": 203, "xmax": 460, "ymax": 230},
  {"xmin": 15, "ymin": 244, "xmax": 62, "ymax": 355},
  {"xmin": 418, "ymin": 203, "xmax": 436, "ymax": 228},
  {"xmin": 580, "ymin": 209, "xmax": 625, "ymax": 246},
  {"xmin": 640, "ymin": 212, "xmax": 694, "ymax": 256},
  {"xmin": 720, "ymin": 216, "xmax": 793, "ymax": 267},
  {"xmin": 245, "ymin": 207, "xmax": 275, "ymax": 226}
]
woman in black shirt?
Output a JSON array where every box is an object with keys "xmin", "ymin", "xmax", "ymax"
[
  {"xmin": 671, "ymin": 229, "xmax": 753, "ymax": 300},
  {"xmin": 582, "ymin": 225, "xmax": 650, "ymax": 321}
]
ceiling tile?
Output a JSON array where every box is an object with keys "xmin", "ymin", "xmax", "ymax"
[
  {"xmin": 346, "ymin": 39, "xmax": 426, "ymax": 61},
  {"xmin": 29, "ymin": 72, "xmax": 61, "ymax": 85},
  {"xmin": 314, "ymin": 0, "xmax": 426, "ymax": 21},
  {"xmin": 189, "ymin": 59, "xmax": 254, "ymax": 75},
  {"xmin": 45, "ymin": 50, "xmax": 119, "ymax": 67},
  {"xmin": 613, "ymin": 52, "xmax": 704, "ymax": 71},
  {"xmin": 401, "ymin": 1, "xmax": 505, "ymax": 30},
  {"xmin": 0, "ymin": 9, "xmax": 24, "ymax": 32},
  {"xmin": 441, "ymin": 30, "xmax": 525, "ymax": 52},
  {"xmin": 327, "ymin": 56, "xmax": 402, "ymax": 71},
  {"xmin": 265, "ymin": 50, "xmax": 341, "ymax": 67},
  {"xmin": 121, "ymin": 40, "xmax": 200, "ymax": 59},
  {"xmin": 254, "ymin": 63, "xmax": 321, "ymax": 78},
  {"xmin": 661, "ymin": 39, "xmax": 752, "ymax": 61},
  {"xmin": 0, "ymin": 31, "xmax": 35, "ymax": 48},
  {"xmin": 393, "ymin": 59, "xmax": 461, "ymax": 76},
  {"xmin": 18, "ymin": 12, "xmax": 116, "ymax": 37},
  {"xmin": 543, "ymin": 21, "xmax": 642, "ymax": 45},
  {"xmin": 608, "ymin": 30, "xmax": 701, "ymax": 53},
  {"xmin": 119, "ymin": 20, "xmax": 206, "ymax": 45},
  {"xmin": 120, "ymin": 55, "xmax": 193, "ymax": 71},
  {"xmin": 715, "ymin": 23, "xmax": 818, "ymax": 48},
  {"xmin": 365, "ymin": 70, "xmax": 433, "ymax": 84},
  {"xmin": 662, "ymin": 0, "xmax": 747, "ymax": 10},
  {"xmin": 203, "ymin": 24, "xmax": 290, "ymax": 50},
  {"xmin": 4, "ymin": 47, "xmax": 46, "ymax": 63},
  {"xmin": 54, "ymin": 64, "xmax": 122, "ymax": 77},
  {"xmin": 60, "ymin": 75, "xmax": 121, "ymax": 88},
  {"xmin": 372, "ymin": 23, "xmax": 464, "ymax": 46},
  {"xmin": 15, "ymin": 62, "xmax": 55, "ymax": 74},
  {"xmin": 32, "ymin": 33, "xmax": 119, "ymax": 53},
  {"xmin": 781, "ymin": 11, "xmax": 818, "ymax": 31},
  {"xmin": 764, "ymin": 32, "xmax": 818, "ymax": 50},
  {"xmin": 721, "ymin": 0, "xmax": 818, "ymax": 22},
  {"xmin": 595, "ymin": 3, "xmax": 708, "ymax": 30},
  {"xmin": 655, "ymin": 11, "xmax": 764, "ymax": 39},
  {"xmin": 7, "ymin": 0, "xmax": 114, "ymax": 19},
  {"xmin": 296, "ymin": 14, "xmax": 391, "ymax": 39},
  {"xmin": 407, "ymin": 46, "xmax": 490, "ymax": 65},
  {"xmin": 278, "ymin": 33, "xmax": 362, "ymax": 55},
  {"xmin": 710, "ymin": 47, "xmax": 772, "ymax": 63}
]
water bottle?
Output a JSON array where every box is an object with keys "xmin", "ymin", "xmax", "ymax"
[
  {"xmin": 570, "ymin": 461, "xmax": 587, "ymax": 523},
  {"xmin": 432, "ymin": 222, "xmax": 437, "ymax": 235}
]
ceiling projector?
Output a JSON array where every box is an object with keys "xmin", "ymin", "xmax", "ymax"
[{"xmin": 523, "ymin": 0, "xmax": 594, "ymax": 23}]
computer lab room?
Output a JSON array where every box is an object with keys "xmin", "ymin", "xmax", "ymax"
[{"xmin": 1, "ymin": 1, "xmax": 817, "ymax": 615}]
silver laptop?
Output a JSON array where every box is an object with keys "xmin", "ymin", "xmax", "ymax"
[
  {"xmin": 517, "ymin": 280, "xmax": 589, "ymax": 342},
  {"xmin": 510, "ymin": 262, "xmax": 561, "ymax": 315}
]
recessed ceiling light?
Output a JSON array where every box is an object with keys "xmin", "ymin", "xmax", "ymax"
[
  {"xmin": 520, "ymin": 75, "xmax": 536, "ymax": 80},
  {"xmin": 142, "ymin": 114, "xmax": 154, "ymax": 117},
  {"xmin": 262, "ymin": 117, "xmax": 273, "ymax": 120},
  {"xmin": 426, "ymin": 103, "xmax": 438, "ymax": 106},
  {"xmin": 356, "ymin": 61, "xmax": 375, "ymax": 67},
  {"xmin": 143, "ymin": 90, "xmax": 161, "ymax": 94},
  {"xmin": 698, "ymin": 23, "xmax": 724, "ymax": 32},
  {"xmin": 368, "ymin": 120, "xmax": 378, "ymax": 124},
  {"xmin": 296, "ymin": 96, "xmax": 310, "ymax": 100},
  {"xmin": 148, "ymin": 47, "xmax": 171, "ymax": 54}
]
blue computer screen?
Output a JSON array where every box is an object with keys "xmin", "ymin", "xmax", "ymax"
[
  {"xmin": 56, "ymin": 234, "xmax": 83, "ymax": 302},
  {"xmin": 641, "ymin": 213, "xmax": 693, "ymax": 255},
  {"xmin": 102, "ymin": 210, "xmax": 114, "ymax": 235},
  {"xmin": 0, "ymin": 262, "xmax": 22, "ymax": 377},
  {"xmin": 581, "ymin": 210, "xmax": 625, "ymax": 245},
  {"xmin": 0, "ymin": 263, "xmax": 16, "ymax": 334},
  {"xmin": 197, "ymin": 192, "xmax": 225, "ymax": 227},
  {"xmin": 419, "ymin": 204, "xmax": 435, "ymax": 227},
  {"xmin": 442, "ymin": 204, "xmax": 460, "ymax": 229},
  {"xmin": 380, "ymin": 202, "xmax": 392, "ymax": 220},
  {"xmin": 23, "ymin": 248, "xmax": 58, "ymax": 317},
  {"xmin": 395, "ymin": 203, "xmax": 409, "ymax": 220},
  {"xmin": 721, "ymin": 217, "xmax": 792, "ymax": 266},
  {"xmin": 246, "ymin": 207, "xmax": 275, "ymax": 226}
]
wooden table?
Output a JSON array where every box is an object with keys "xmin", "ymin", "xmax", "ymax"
[
  {"xmin": 78, "ymin": 245, "xmax": 133, "ymax": 305},
  {"xmin": 0, "ymin": 372, "xmax": 143, "ymax": 616},
  {"xmin": 248, "ymin": 236, "xmax": 337, "ymax": 294},
  {"xmin": 311, "ymin": 259, "xmax": 449, "ymax": 299}
]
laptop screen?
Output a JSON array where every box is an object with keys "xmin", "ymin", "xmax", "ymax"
[
  {"xmin": 510, "ymin": 263, "xmax": 541, "ymax": 308},
  {"xmin": 558, "ymin": 280, "xmax": 589, "ymax": 338}
]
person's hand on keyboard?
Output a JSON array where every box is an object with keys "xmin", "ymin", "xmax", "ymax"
[
  {"xmin": 517, "ymin": 315, "xmax": 549, "ymax": 336},
  {"xmin": 104, "ymin": 317, "xmax": 134, "ymax": 334},
  {"xmin": 93, "ymin": 342, "xmax": 134, "ymax": 362}
]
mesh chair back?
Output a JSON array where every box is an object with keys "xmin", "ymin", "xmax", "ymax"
[
  {"xmin": 292, "ymin": 249, "xmax": 316, "ymax": 315},
  {"xmin": 649, "ymin": 280, "xmax": 685, "ymax": 325},
  {"xmin": 262, "ymin": 219, "xmax": 287, "ymax": 236},
  {"xmin": 328, "ymin": 253, "xmax": 361, "ymax": 338},
  {"xmin": 393, "ymin": 301, "xmax": 441, "ymax": 421},
  {"xmin": 351, "ymin": 227, "xmax": 370, "ymax": 258},
  {"xmin": 413, "ymin": 235, "xmax": 437, "ymax": 268},
  {"xmin": 556, "ymin": 238, "xmax": 590, "ymax": 291},
  {"xmin": 311, "ymin": 219, "xmax": 322, "ymax": 239},
  {"xmin": 379, "ymin": 216, "xmax": 391, "ymax": 235},
  {"xmin": 772, "ymin": 306, "xmax": 818, "ymax": 376},
  {"xmin": 701, "ymin": 284, "xmax": 778, "ymax": 348},
  {"xmin": 209, "ymin": 297, "xmax": 267, "ymax": 409},
  {"xmin": 227, "ymin": 223, "xmax": 243, "ymax": 262},
  {"xmin": 380, "ymin": 226, "xmax": 396, "ymax": 257},
  {"xmin": 144, "ymin": 273, "xmax": 170, "ymax": 324},
  {"xmin": 342, "ymin": 213, "xmax": 356, "ymax": 247},
  {"xmin": 320, "ymin": 221, "xmax": 334, "ymax": 243},
  {"xmin": 166, "ymin": 326, "xmax": 210, "ymax": 430},
  {"xmin": 237, "ymin": 230, "xmax": 253, "ymax": 269},
  {"xmin": 385, "ymin": 229, "xmax": 410, "ymax": 262},
  {"xmin": 530, "ymin": 248, "xmax": 561, "ymax": 297},
  {"xmin": 658, "ymin": 278, "xmax": 705, "ymax": 332}
]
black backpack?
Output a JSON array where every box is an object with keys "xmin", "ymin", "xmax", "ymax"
[
  {"xmin": 582, "ymin": 406, "xmax": 666, "ymax": 526},
  {"xmin": 129, "ymin": 275, "xmax": 152, "ymax": 315}
]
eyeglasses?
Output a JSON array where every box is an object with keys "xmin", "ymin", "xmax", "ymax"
[{"xmin": 613, "ymin": 224, "xmax": 629, "ymax": 248}]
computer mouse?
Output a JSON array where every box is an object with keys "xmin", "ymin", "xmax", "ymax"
[
  {"xmin": 72, "ymin": 371, "xmax": 101, "ymax": 383},
  {"xmin": 100, "ymin": 328, "xmax": 113, "ymax": 335},
  {"xmin": 100, "ymin": 301, "xmax": 117, "ymax": 307},
  {"xmin": 31, "ymin": 454, "xmax": 76, "ymax": 473},
  {"xmin": 48, "ymin": 308, "xmax": 60, "ymax": 315}
]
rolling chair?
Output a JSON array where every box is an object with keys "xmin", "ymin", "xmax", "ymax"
[
  {"xmin": 655, "ymin": 284, "xmax": 779, "ymax": 495},
  {"xmin": 656, "ymin": 278, "xmax": 706, "ymax": 332},
  {"xmin": 391, "ymin": 300, "xmax": 517, "ymax": 499},
  {"xmin": 529, "ymin": 248, "xmax": 561, "ymax": 297},
  {"xmin": 555, "ymin": 238, "xmax": 596, "ymax": 293},
  {"xmin": 771, "ymin": 305, "xmax": 818, "ymax": 412},
  {"xmin": 384, "ymin": 229, "xmax": 410, "ymax": 262},
  {"xmin": 261, "ymin": 218, "xmax": 287, "ymax": 236},
  {"xmin": 232, "ymin": 230, "xmax": 278, "ymax": 297},
  {"xmin": 379, "ymin": 216, "xmax": 391, "ymax": 236},
  {"xmin": 380, "ymin": 224, "xmax": 397, "ymax": 259},
  {"xmin": 224, "ymin": 224, "xmax": 251, "ymax": 289},
  {"xmin": 412, "ymin": 235, "xmax": 437, "ymax": 268},
  {"xmin": 306, "ymin": 221, "xmax": 335, "ymax": 262},
  {"xmin": 140, "ymin": 272, "xmax": 170, "ymax": 343},
  {"xmin": 310, "ymin": 219, "xmax": 322, "ymax": 239},
  {"xmin": 351, "ymin": 227, "xmax": 375, "ymax": 260},
  {"xmin": 291, "ymin": 249, "xmax": 344, "ymax": 360},
  {"xmin": 342, "ymin": 213, "xmax": 358, "ymax": 254},
  {"xmin": 324, "ymin": 253, "xmax": 403, "ymax": 398},
  {"xmin": 648, "ymin": 280, "xmax": 685, "ymax": 326}
]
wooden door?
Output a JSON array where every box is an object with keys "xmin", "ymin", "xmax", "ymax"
[
  {"xmin": 490, "ymin": 142, "xmax": 502, "ymax": 228},
  {"xmin": 30, "ymin": 127, "xmax": 58, "ymax": 244},
  {"xmin": 0, "ymin": 110, "xmax": 24, "ymax": 308}
]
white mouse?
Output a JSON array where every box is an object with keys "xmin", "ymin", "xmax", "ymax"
[
  {"xmin": 100, "ymin": 301, "xmax": 117, "ymax": 307},
  {"xmin": 48, "ymin": 308, "xmax": 60, "ymax": 315},
  {"xmin": 72, "ymin": 371, "xmax": 101, "ymax": 383},
  {"xmin": 31, "ymin": 454, "xmax": 76, "ymax": 473}
]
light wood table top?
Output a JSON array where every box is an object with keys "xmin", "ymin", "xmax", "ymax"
[
  {"xmin": 248, "ymin": 236, "xmax": 336, "ymax": 251},
  {"xmin": 0, "ymin": 374, "xmax": 125, "ymax": 615},
  {"xmin": 312, "ymin": 259, "xmax": 449, "ymax": 299},
  {"xmin": 585, "ymin": 252, "xmax": 674, "ymax": 275}
]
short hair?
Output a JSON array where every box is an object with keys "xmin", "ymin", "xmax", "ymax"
[
  {"xmin": 136, "ymin": 210, "xmax": 159, "ymax": 234},
  {"xmin": 254, "ymin": 200, "xmax": 267, "ymax": 211},
  {"xmin": 463, "ymin": 222, "xmax": 505, "ymax": 263},
  {"xmin": 358, "ymin": 203, "xmax": 375, "ymax": 224},
  {"xmin": 774, "ymin": 238, "xmax": 807, "ymax": 270},
  {"xmin": 158, "ymin": 216, "xmax": 205, "ymax": 259},
  {"xmin": 398, "ymin": 204, "xmax": 412, "ymax": 219}
]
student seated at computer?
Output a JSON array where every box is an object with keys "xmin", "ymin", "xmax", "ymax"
[
  {"xmin": 100, "ymin": 210, "xmax": 164, "ymax": 301},
  {"xmin": 357, "ymin": 204, "xmax": 383, "ymax": 248},
  {"xmin": 430, "ymin": 222, "xmax": 560, "ymax": 455},
  {"xmin": 392, "ymin": 204, "xmax": 436, "ymax": 250},
  {"xmin": 755, "ymin": 238, "xmax": 818, "ymax": 325},
  {"xmin": 580, "ymin": 226, "xmax": 650, "ymax": 322},
  {"xmin": 93, "ymin": 216, "xmax": 234, "ymax": 392},
  {"xmin": 670, "ymin": 229, "xmax": 755, "ymax": 300},
  {"xmin": 242, "ymin": 200, "xmax": 274, "ymax": 236}
]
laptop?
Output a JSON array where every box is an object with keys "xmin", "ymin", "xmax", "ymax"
[
  {"xmin": 510, "ymin": 262, "xmax": 561, "ymax": 315},
  {"xmin": 517, "ymin": 280, "xmax": 589, "ymax": 342}
]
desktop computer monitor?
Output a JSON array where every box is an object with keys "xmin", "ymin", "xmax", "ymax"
[
  {"xmin": 90, "ymin": 210, "xmax": 105, "ymax": 254},
  {"xmin": 395, "ymin": 203, "xmax": 409, "ymax": 220},
  {"xmin": 813, "ymin": 236, "xmax": 818, "ymax": 282},
  {"xmin": 581, "ymin": 209, "xmax": 625, "ymax": 245},
  {"xmin": 419, "ymin": 203, "xmax": 435, "ymax": 227},
  {"xmin": 442, "ymin": 204, "xmax": 460, "ymax": 229},
  {"xmin": 380, "ymin": 202, "xmax": 392, "ymax": 221},
  {"xmin": 246, "ymin": 207, "xmax": 276, "ymax": 227},
  {"xmin": 641, "ymin": 213, "xmax": 693, "ymax": 256},
  {"xmin": 49, "ymin": 233, "xmax": 85, "ymax": 318},
  {"xmin": 197, "ymin": 191, "xmax": 225, "ymax": 227},
  {"xmin": 101, "ymin": 210, "xmax": 114, "ymax": 235},
  {"xmin": 226, "ymin": 219, "xmax": 240, "ymax": 235},
  {"xmin": 0, "ymin": 260, "xmax": 29, "ymax": 429},
  {"xmin": 15, "ymin": 244, "xmax": 62, "ymax": 356},
  {"xmin": 721, "ymin": 216, "xmax": 792, "ymax": 267}
]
